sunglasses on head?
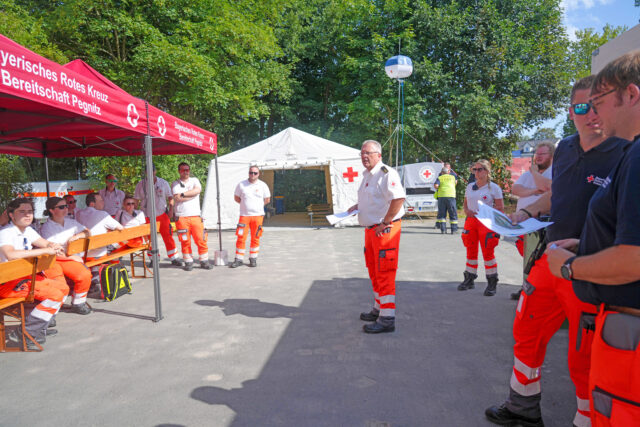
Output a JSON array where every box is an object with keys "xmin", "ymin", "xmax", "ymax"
[{"xmin": 54, "ymin": 204, "xmax": 68, "ymax": 210}]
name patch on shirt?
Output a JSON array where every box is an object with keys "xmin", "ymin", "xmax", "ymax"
[{"xmin": 586, "ymin": 174, "xmax": 607, "ymax": 187}]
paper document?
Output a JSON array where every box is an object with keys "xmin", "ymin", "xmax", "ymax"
[
  {"xmin": 326, "ymin": 210, "xmax": 358, "ymax": 226},
  {"xmin": 475, "ymin": 201, "xmax": 552, "ymax": 237}
]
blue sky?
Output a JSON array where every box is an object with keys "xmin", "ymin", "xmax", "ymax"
[{"xmin": 535, "ymin": 0, "xmax": 640, "ymax": 135}]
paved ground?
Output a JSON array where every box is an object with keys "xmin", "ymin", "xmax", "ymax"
[{"xmin": 1, "ymin": 220, "xmax": 575, "ymax": 427}]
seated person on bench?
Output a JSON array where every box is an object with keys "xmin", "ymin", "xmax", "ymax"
[
  {"xmin": 111, "ymin": 195, "xmax": 147, "ymax": 253},
  {"xmin": 40, "ymin": 197, "xmax": 93, "ymax": 315},
  {"xmin": 0, "ymin": 198, "xmax": 69, "ymax": 349}
]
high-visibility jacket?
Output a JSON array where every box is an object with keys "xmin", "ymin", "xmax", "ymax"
[{"xmin": 437, "ymin": 173, "xmax": 456, "ymax": 198}]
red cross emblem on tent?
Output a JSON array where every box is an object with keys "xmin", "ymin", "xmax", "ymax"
[
  {"xmin": 343, "ymin": 167, "xmax": 359, "ymax": 182},
  {"xmin": 587, "ymin": 175, "xmax": 595, "ymax": 183},
  {"xmin": 419, "ymin": 166, "xmax": 435, "ymax": 182},
  {"xmin": 423, "ymin": 169, "xmax": 432, "ymax": 179},
  {"xmin": 127, "ymin": 103, "xmax": 139, "ymax": 128}
]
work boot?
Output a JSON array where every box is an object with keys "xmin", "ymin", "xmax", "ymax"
[
  {"xmin": 184, "ymin": 262, "xmax": 194, "ymax": 271},
  {"xmin": 511, "ymin": 289, "xmax": 522, "ymax": 300},
  {"xmin": 450, "ymin": 225, "xmax": 458, "ymax": 235},
  {"xmin": 171, "ymin": 258, "xmax": 184, "ymax": 267},
  {"xmin": 49, "ymin": 317, "xmax": 56, "ymax": 328},
  {"xmin": 229, "ymin": 259, "xmax": 243, "ymax": 268},
  {"xmin": 8, "ymin": 330, "xmax": 44, "ymax": 350},
  {"xmin": 46, "ymin": 328, "xmax": 58, "ymax": 337},
  {"xmin": 71, "ymin": 303, "xmax": 92, "ymax": 315},
  {"xmin": 484, "ymin": 274, "xmax": 499, "ymax": 297},
  {"xmin": 440, "ymin": 222, "xmax": 446, "ymax": 234},
  {"xmin": 485, "ymin": 404, "xmax": 544, "ymax": 427},
  {"xmin": 359, "ymin": 309, "xmax": 379, "ymax": 322},
  {"xmin": 249, "ymin": 258, "xmax": 257, "ymax": 268},
  {"xmin": 200, "ymin": 260, "xmax": 213, "ymax": 270},
  {"xmin": 458, "ymin": 271, "xmax": 477, "ymax": 291},
  {"xmin": 363, "ymin": 316, "xmax": 395, "ymax": 334}
]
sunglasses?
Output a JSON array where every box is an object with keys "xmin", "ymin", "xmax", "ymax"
[
  {"xmin": 471, "ymin": 167, "xmax": 485, "ymax": 172},
  {"xmin": 249, "ymin": 172, "xmax": 259, "ymax": 175},
  {"xmin": 571, "ymin": 103, "xmax": 591, "ymax": 115},
  {"xmin": 179, "ymin": 168, "xmax": 190, "ymax": 172},
  {"xmin": 107, "ymin": 179, "xmax": 118, "ymax": 183},
  {"xmin": 125, "ymin": 202, "xmax": 136, "ymax": 206},
  {"xmin": 588, "ymin": 88, "xmax": 617, "ymax": 114},
  {"xmin": 54, "ymin": 204, "xmax": 68, "ymax": 210},
  {"xmin": 67, "ymin": 200, "xmax": 77, "ymax": 204}
]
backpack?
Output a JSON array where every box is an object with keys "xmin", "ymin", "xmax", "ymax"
[{"xmin": 99, "ymin": 263, "xmax": 132, "ymax": 301}]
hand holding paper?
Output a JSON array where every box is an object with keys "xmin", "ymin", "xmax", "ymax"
[{"xmin": 475, "ymin": 201, "xmax": 552, "ymax": 237}]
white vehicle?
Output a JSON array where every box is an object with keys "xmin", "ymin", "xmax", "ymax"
[{"xmin": 397, "ymin": 162, "xmax": 443, "ymax": 214}]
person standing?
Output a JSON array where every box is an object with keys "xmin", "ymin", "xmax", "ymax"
[
  {"xmin": 512, "ymin": 142, "xmax": 553, "ymax": 213},
  {"xmin": 172, "ymin": 162, "xmax": 212, "ymax": 271},
  {"xmin": 348, "ymin": 140, "xmax": 405, "ymax": 334},
  {"xmin": 485, "ymin": 76, "xmax": 631, "ymax": 427},
  {"xmin": 229, "ymin": 166, "xmax": 271, "ymax": 268},
  {"xmin": 458, "ymin": 159, "xmax": 503, "ymax": 296},
  {"xmin": 545, "ymin": 53, "xmax": 640, "ymax": 426},
  {"xmin": 0, "ymin": 198, "xmax": 69, "ymax": 349},
  {"xmin": 99, "ymin": 174, "xmax": 125, "ymax": 216},
  {"xmin": 40, "ymin": 197, "xmax": 93, "ymax": 315},
  {"xmin": 433, "ymin": 163, "xmax": 458, "ymax": 234},
  {"xmin": 134, "ymin": 165, "xmax": 181, "ymax": 266}
]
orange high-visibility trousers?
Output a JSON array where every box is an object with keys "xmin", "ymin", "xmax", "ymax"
[
  {"xmin": 508, "ymin": 254, "xmax": 596, "ymax": 426},
  {"xmin": 461, "ymin": 217, "xmax": 499, "ymax": 277},
  {"xmin": 0, "ymin": 270, "xmax": 69, "ymax": 339},
  {"xmin": 235, "ymin": 216, "xmax": 264, "ymax": 260},
  {"xmin": 363, "ymin": 221, "xmax": 401, "ymax": 318},
  {"xmin": 589, "ymin": 307, "xmax": 640, "ymax": 426},
  {"xmin": 175, "ymin": 216, "xmax": 208, "ymax": 263},
  {"xmin": 146, "ymin": 213, "xmax": 177, "ymax": 260},
  {"xmin": 50, "ymin": 257, "xmax": 91, "ymax": 305}
]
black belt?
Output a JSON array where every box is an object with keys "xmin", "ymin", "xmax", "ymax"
[
  {"xmin": 606, "ymin": 305, "xmax": 640, "ymax": 318},
  {"xmin": 367, "ymin": 218, "xmax": 401, "ymax": 229}
]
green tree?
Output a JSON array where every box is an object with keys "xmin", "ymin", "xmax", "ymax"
[
  {"xmin": 0, "ymin": 156, "xmax": 32, "ymax": 211},
  {"xmin": 531, "ymin": 128, "xmax": 557, "ymax": 140},
  {"xmin": 568, "ymin": 24, "xmax": 627, "ymax": 80}
]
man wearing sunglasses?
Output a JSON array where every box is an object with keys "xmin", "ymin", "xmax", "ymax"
[
  {"xmin": 545, "ymin": 51, "xmax": 640, "ymax": 426},
  {"xmin": 172, "ymin": 162, "xmax": 212, "ymax": 271},
  {"xmin": 229, "ymin": 166, "xmax": 271, "ymax": 268},
  {"xmin": 486, "ymin": 76, "xmax": 631, "ymax": 427},
  {"xmin": 99, "ymin": 174, "xmax": 125, "ymax": 216},
  {"xmin": 64, "ymin": 195, "xmax": 77, "ymax": 219}
]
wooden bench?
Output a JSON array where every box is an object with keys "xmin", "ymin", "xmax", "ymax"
[
  {"xmin": 0, "ymin": 254, "xmax": 56, "ymax": 352},
  {"xmin": 66, "ymin": 223, "xmax": 154, "ymax": 278},
  {"xmin": 306, "ymin": 203, "xmax": 333, "ymax": 226}
]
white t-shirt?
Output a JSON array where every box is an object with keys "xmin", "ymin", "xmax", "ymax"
[
  {"xmin": 172, "ymin": 177, "xmax": 202, "ymax": 217},
  {"xmin": 115, "ymin": 209, "xmax": 146, "ymax": 228},
  {"xmin": 234, "ymin": 179, "xmax": 271, "ymax": 216},
  {"xmin": 514, "ymin": 167, "xmax": 553, "ymax": 211},
  {"xmin": 99, "ymin": 188, "xmax": 125, "ymax": 215},
  {"xmin": 135, "ymin": 177, "xmax": 172, "ymax": 218},
  {"xmin": 0, "ymin": 224, "xmax": 41, "ymax": 263},
  {"xmin": 357, "ymin": 162, "xmax": 406, "ymax": 227},
  {"xmin": 75, "ymin": 206, "xmax": 122, "ymax": 257},
  {"xmin": 465, "ymin": 181, "xmax": 503, "ymax": 212},
  {"xmin": 40, "ymin": 217, "xmax": 86, "ymax": 252}
]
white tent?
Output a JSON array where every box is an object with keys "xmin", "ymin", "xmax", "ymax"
[{"xmin": 202, "ymin": 127, "xmax": 365, "ymax": 229}]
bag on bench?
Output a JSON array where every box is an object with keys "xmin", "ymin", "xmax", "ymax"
[{"xmin": 99, "ymin": 263, "xmax": 132, "ymax": 301}]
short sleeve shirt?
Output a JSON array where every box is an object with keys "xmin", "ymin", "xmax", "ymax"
[
  {"xmin": 514, "ymin": 167, "xmax": 553, "ymax": 211},
  {"xmin": 99, "ymin": 188, "xmax": 125, "ymax": 216},
  {"xmin": 75, "ymin": 207, "xmax": 122, "ymax": 258},
  {"xmin": 573, "ymin": 139, "xmax": 640, "ymax": 308},
  {"xmin": 135, "ymin": 177, "xmax": 172, "ymax": 218},
  {"xmin": 0, "ymin": 224, "xmax": 41, "ymax": 262},
  {"xmin": 235, "ymin": 179, "xmax": 271, "ymax": 216},
  {"xmin": 357, "ymin": 162, "xmax": 406, "ymax": 226},
  {"xmin": 465, "ymin": 181, "xmax": 503, "ymax": 212},
  {"xmin": 39, "ymin": 217, "xmax": 86, "ymax": 251},
  {"xmin": 172, "ymin": 177, "xmax": 202, "ymax": 217},
  {"xmin": 547, "ymin": 134, "xmax": 631, "ymax": 242},
  {"xmin": 115, "ymin": 209, "xmax": 146, "ymax": 228}
]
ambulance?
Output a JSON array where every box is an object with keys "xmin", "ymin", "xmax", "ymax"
[{"xmin": 397, "ymin": 162, "xmax": 443, "ymax": 214}]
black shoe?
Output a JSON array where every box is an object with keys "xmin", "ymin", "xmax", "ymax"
[
  {"xmin": 7, "ymin": 330, "xmax": 44, "ymax": 350},
  {"xmin": 363, "ymin": 322, "xmax": 395, "ymax": 334},
  {"xmin": 484, "ymin": 274, "xmax": 499, "ymax": 297},
  {"xmin": 229, "ymin": 259, "xmax": 243, "ymax": 268},
  {"xmin": 171, "ymin": 259, "xmax": 184, "ymax": 267},
  {"xmin": 511, "ymin": 289, "xmax": 522, "ymax": 300},
  {"xmin": 147, "ymin": 259, "xmax": 154, "ymax": 269},
  {"xmin": 184, "ymin": 262, "xmax": 194, "ymax": 271},
  {"xmin": 46, "ymin": 328, "xmax": 58, "ymax": 337},
  {"xmin": 72, "ymin": 303, "xmax": 92, "ymax": 315},
  {"xmin": 200, "ymin": 260, "xmax": 213, "ymax": 270},
  {"xmin": 249, "ymin": 258, "xmax": 257, "ymax": 267},
  {"xmin": 458, "ymin": 271, "xmax": 477, "ymax": 291},
  {"xmin": 485, "ymin": 404, "xmax": 544, "ymax": 427},
  {"xmin": 359, "ymin": 310, "xmax": 379, "ymax": 322},
  {"xmin": 49, "ymin": 318, "xmax": 56, "ymax": 328}
]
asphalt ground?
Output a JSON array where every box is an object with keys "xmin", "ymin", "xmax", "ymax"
[{"xmin": 0, "ymin": 219, "xmax": 575, "ymax": 427}]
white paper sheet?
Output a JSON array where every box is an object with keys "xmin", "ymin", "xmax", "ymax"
[
  {"xmin": 475, "ymin": 201, "xmax": 552, "ymax": 237},
  {"xmin": 326, "ymin": 210, "xmax": 358, "ymax": 226}
]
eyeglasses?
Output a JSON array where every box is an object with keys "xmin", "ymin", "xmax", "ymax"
[
  {"xmin": 588, "ymin": 88, "xmax": 617, "ymax": 114},
  {"xmin": 249, "ymin": 172, "xmax": 259, "ymax": 175},
  {"xmin": 54, "ymin": 204, "xmax": 68, "ymax": 210},
  {"xmin": 179, "ymin": 168, "xmax": 190, "ymax": 172},
  {"xmin": 106, "ymin": 179, "xmax": 118, "ymax": 183},
  {"xmin": 471, "ymin": 167, "xmax": 485, "ymax": 172},
  {"xmin": 360, "ymin": 151, "xmax": 380, "ymax": 156},
  {"xmin": 125, "ymin": 202, "xmax": 136, "ymax": 206},
  {"xmin": 67, "ymin": 200, "xmax": 76, "ymax": 204},
  {"xmin": 571, "ymin": 103, "xmax": 591, "ymax": 115}
]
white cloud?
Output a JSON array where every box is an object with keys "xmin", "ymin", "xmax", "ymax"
[{"xmin": 561, "ymin": 0, "xmax": 615, "ymax": 12}]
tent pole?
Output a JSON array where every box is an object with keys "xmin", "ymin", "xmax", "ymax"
[
  {"xmin": 43, "ymin": 142, "xmax": 50, "ymax": 197},
  {"xmin": 215, "ymin": 154, "xmax": 222, "ymax": 251},
  {"xmin": 144, "ymin": 128, "xmax": 163, "ymax": 322}
]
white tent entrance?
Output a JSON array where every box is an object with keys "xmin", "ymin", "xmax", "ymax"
[{"xmin": 202, "ymin": 128, "xmax": 365, "ymax": 229}]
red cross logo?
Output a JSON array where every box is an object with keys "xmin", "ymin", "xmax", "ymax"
[
  {"xmin": 391, "ymin": 181, "xmax": 396, "ymax": 187},
  {"xmin": 483, "ymin": 195, "xmax": 488, "ymax": 200},
  {"xmin": 423, "ymin": 169, "xmax": 432, "ymax": 179},
  {"xmin": 587, "ymin": 175, "xmax": 595, "ymax": 183},
  {"xmin": 343, "ymin": 167, "xmax": 359, "ymax": 182}
]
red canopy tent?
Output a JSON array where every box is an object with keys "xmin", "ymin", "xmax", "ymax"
[{"xmin": 0, "ymin": 33, "xmax": 219, "ymax": 321}]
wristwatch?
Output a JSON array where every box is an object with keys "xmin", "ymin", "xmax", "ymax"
[
  {"xmin": 180, "ymin": 193, "xmax": 185, "ymax": 198},
  {"xmin": 560, "ymin": 256, "xmax": 577, "ymax": 280}
]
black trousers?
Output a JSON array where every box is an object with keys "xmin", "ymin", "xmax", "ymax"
[{"xmin": 436, "ymin": 197, "xmax": 458, "ymax": 231}]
